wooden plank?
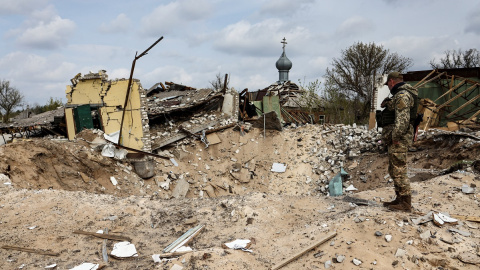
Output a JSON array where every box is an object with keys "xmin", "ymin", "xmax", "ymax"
[
  {"xmin": 436, "ymin": 84, "xmax": 478, "ymax": 112},
  {"xmin": 415, "ymin": 72, "xmax": 446, "ymax": 89},
  {"xmin": 73, "ymin": 230, "xmax": 132, "ymax": 242},
  {"xmin": 1, "ymin": 245, "xmax": 59, "ymax": 256},
  {"xmin": 466, "ymin": 109, "xmax": 480, "ymax": 122},
  {"xmin": 271, "ymin": 232, "xmax": 337, "ymax": 270},
  {"xmin": 451, "ymin": 214, "xmax": 480, "ymax": 223},
  {"xmin": 433, "ymin": 79, "xmax": 467, "ymax": 103},
  {"xmin": 446, "ymin": 92, "xmax": 480, "ymax": 118},
  {"xmin": 413, "ymin": 69, "xmax": 436, "ymax": 88}
]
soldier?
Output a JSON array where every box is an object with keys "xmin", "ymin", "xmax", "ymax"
[{"xmin": 381, "ymin": 72, "xmax": 418, "ymax": 212}]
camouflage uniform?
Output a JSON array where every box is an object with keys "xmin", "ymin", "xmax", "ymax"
[{"xmin": 381, "ymin": 83, "xmax": 418, "ymax": 197}]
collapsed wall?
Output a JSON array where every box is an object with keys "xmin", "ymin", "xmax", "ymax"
[{"xmin": 65, "ymin": 70, "xmax": 151, "ymax": 152}]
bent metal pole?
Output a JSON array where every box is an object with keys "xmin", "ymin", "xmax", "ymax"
[{"xmin": 118, "ymin": 36, "xmax": 164, "ymax": 146}]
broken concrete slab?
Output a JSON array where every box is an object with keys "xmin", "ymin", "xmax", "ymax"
[{"xmin": 172, "ymin": 179, "xmax": 190, "ymax": 199}]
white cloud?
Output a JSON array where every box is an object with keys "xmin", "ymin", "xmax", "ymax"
[
  {"xmin": 336, "ymin": 16, "xmax": 374, "ymax": 38},
  {"xmin": 260, "ymin": 0, "xmax": 314, "ymax": 17},
  {"xmin": 383, "ymin": 35, "xmax": 458, "ymax": 70},
  {"xmin": 16, "ymin": 16, "xmax": 75, "ymax": 49},
  {"xmin": 0, "ymin": 0, "xmax": 50, "ymax": 15},
  {"xmin": 213, "ymin": 19, "xmax": 311, "ymax": 56},
  {"xmin": 99, "ymin": 13, "xmax": 131, "ymax": 34},
  {"xmin": 140, "ymin": 0, "xmax": 213, "ymax": 37},
  {"xmin": 0, "ymin": 51, "xmax": 76, "ymax": 104},
  {"xmin": 7, "ymin": 5, "xmax": 76, "ymax": 50}
]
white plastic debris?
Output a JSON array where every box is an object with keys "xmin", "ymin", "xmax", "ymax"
[
  {"xmin": 104, "ymin": 131, "xmax": 119, "ymax": 143},
  {"xmin": 462, "ymin": 184, "xmax": 475, "ymax": 194},
  {"xmin": 28, "ymin": 225, "xmax": 37, "ymax": 230},
  {"xmin": 111, "ymin": 241, "xmax": 138, "ymax": 258},
  {"xmin": 101, "ymin": 143, "xmax": 115, "ymax": 157},
  {"xmin": 175, "ymin": 246, "xmax": 192, "ymax": 252},
  {"xmin": 224, "ymin": 239, "xmax": 252, "ymax": 252},
  {"xmin": 114, "ymin": 148, "xmax": 128, "ymax": 160},
  {"xmin": 271, "ymin": 163, "xmax": 287, "ymax": 173},
  {"xmin": 152, "ymin": 254, "xmax": 161, "ymax": 263},
  {"xmin": 170, "ymin": 158, "xmax": 179, "ymax": 167},
  {"xmin": 345, "ymin": 185, "xmax": 358, "ymax": 191},
  {"xmin": 69, "ymin": 263, "xmax": 99, "ymax": 270},
  {"xmin": 45, "ymin": 264, "xmax": 57, "ymax": 269},
  {"xmin": 110, "ymin": 176, "xmax": 118, "ymax": 186},
  {"xmin": 0, "ymin": 173, "xmax": 11, "ymax": 185}
]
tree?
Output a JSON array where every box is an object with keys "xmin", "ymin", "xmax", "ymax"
[
  {"xmin": 430, "ymin": 48, "xmax": 480, "ymax": 69},
  {"xmin": 209, "ymin": 72, "xmax": 229, "ymax": 91},
  {"xmin": 0, "ymin": 79, "xmax": 24, "ymax": 123},
  {"xmin": 297, "ymin": 79, "xmax": 324, "ymax": 114},
  {"xmin": 30, "ymin": 97, "xmax": 64, "ymax": 114},
  {"xmin": 325, "ymin": 42, "xmax": 412, "ymax": 122}
]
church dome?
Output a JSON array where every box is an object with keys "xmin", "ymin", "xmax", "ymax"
[{"xmin": 276, "ymin": 51, "xmax": 292, "ymax": 71}]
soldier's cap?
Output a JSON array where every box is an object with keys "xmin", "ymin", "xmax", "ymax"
[{"xmin": 384, "ymin": 72, "xmax": 403, "ymax": 85}]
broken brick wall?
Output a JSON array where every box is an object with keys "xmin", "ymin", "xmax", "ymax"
[{"xmin": 65, "ymin": 71, "xmax": 151, "ymax": 151}]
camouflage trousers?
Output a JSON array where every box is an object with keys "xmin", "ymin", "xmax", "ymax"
[
  {"xmin": 386, "ymin": 125, "xmax": 413, "ymax": 196},
  {"xmin": 386, "ymin": 128, "xmax": 413, "ymax": 196}
]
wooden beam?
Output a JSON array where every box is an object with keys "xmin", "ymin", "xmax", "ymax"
[
  {"xmin": 1, "ymin": 245, "xmax": 60, "ymax": 256},
  {"xmin": 73, "ymin": 230, "xmax": 132, "ymax": 242},
  {"xmin": 271, "ymin": 232, "xmax": 337, "ymax": 270},
  {"xmin": 433, "ymin": 79, "xmax": 467, "ymax": 103},
  {"xmin": 436, "ymin": 84, "xmax": 479, "ymax": 112},
  {"xmin": 446, "ymin": 92, "xmax": 480, "ymax": 118},
  {"xmin": 415, "ymin": 72, "xmax": 446, "ymax": 89},
  {"xmin": 466, "ymin": 108, "xmax": 480, "ymax": 122},
  {"xmin": 413, "ymin": 69, "xmax": 437, "ymax": 88}
]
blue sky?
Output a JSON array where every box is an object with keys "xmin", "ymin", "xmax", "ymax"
[{"xmin": 1, "ymin": 0, "xmax": 479, "ymax": 107}]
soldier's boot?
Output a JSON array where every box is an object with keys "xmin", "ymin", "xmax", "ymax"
[
  {"xmin": 383, "ymin": 191, "xmax": 400, "ymax": 207},
  {"xmin": 387, "ymin": 195, "xmax": 411, "ymax": 212}
]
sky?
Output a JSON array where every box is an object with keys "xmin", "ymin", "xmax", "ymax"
[{"xmin": 0, "ymin": 0, "xmax": 479, "ymax": 107}]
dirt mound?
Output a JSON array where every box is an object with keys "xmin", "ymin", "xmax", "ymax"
[{"xmin": 1, "ymin": 125, "xmax": 480, "ymax": 269}]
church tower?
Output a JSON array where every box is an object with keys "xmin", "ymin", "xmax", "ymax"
[{"xmin": 275, "ymin": 37, "xmax": 292, "ymax": 83}]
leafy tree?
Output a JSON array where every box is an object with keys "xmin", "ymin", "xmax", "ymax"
[
  {"xmin": 321, "ymin": 77, "xmax": 357, "ymax": 124},
  {"xmin": 325, "ymin": 42, "xmax": 413, "ymax": 121},
  {"xmin": 430, "ymin": 48, "xmax": 480, "ymax": 69},
  {"xmin": 0, "ymin": 79, "xmax": 24, "ymax": 122},
  {"xmin": 297, "ymin": 79, "xmax": 324, "ymax": 114},
  {"xmin": 29, "ymin": 97, "xmax": 64, "ymax": 115},
  {"xmin": 209, "ymin": 72, "xmax": 229, "ymax": 91}
]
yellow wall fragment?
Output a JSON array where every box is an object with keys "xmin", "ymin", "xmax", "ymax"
[{"xmin": 66, "ymin": 71, "xmax": 147, "ymax": 150}]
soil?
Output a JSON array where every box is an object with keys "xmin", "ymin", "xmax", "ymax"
[{"xmin": 1, "ymin": 125, "xmax": 480, "ymax": 269}]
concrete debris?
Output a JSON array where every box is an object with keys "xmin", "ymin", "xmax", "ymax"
[
  {"xmin": 110, "ymin": 241, "xmax": 138, "ymax": 258},
  {"xmin": 457, "ymin": 252, "xmax": 480, "ymax": 265},
  {"xmin": 271, "ymin": 163, "xmax": 287, "ymax": 173},
  {"xmin": 352, "ymin": 258, "xmax": 362, "ymax": 265},
  {"xmin": 462, "ymin": 184, "xmax": 476, "ymax": 194},
  {"xmin": 395, "ymin": 248, "xmax": 406, "ymax": 257}
]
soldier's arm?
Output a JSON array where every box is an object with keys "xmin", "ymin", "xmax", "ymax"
[{"xmin": 392, "ymin": 93, "xmax": 411, "ymax": 142}]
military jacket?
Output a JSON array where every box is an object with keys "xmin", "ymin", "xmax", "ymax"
[{"xmin": 382, "ymin": 83, "xmax": 418, "ymax": 143}]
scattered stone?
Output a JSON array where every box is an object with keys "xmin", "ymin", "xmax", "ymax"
[
  {"xmin": 448, "ymin": 228, "xmax": 471, "ymax": 237},
  {"xmin": 385, "ymin": 235, "xmax": 392, "ymax": 242},
  {"xmin": 335, "ymin": 255, "xmax": 346, "ymax": 263},
  {"xmin": 392, "ymin": 260, "xmax": 399, "ymax": 266},
  {"xmin": 375, "ymin": 231, "xmax": 383, "ymax": 237},
  {"xmin": 419, "ymin": 230, "xmax": 431, "ymax": 240},
  {"xmin": 395, "ymin": 248, "xmax": 406, "ymax": 257},
  {"xmin": 352, "ymin": 258, "xmax": 362, "ymax": 266},
  {"xmin": 457, "ymin": 252, "xmax": 480, "ymax": 265},
  {"xmin": 324, "ymin": 260, "xmax": 332, "ymax": 269}
]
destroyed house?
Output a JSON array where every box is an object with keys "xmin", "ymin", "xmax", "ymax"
[
  {"xmin": 65, "ymin": 70, "xmax": 151, "ymax": 151},
  {"xmin": 241, "ymin": 38, "xmax": 325, "ymax": 125},
  {"xmin": 403, "ymin": 68, "xmax": 480, "ymax": 130}
]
